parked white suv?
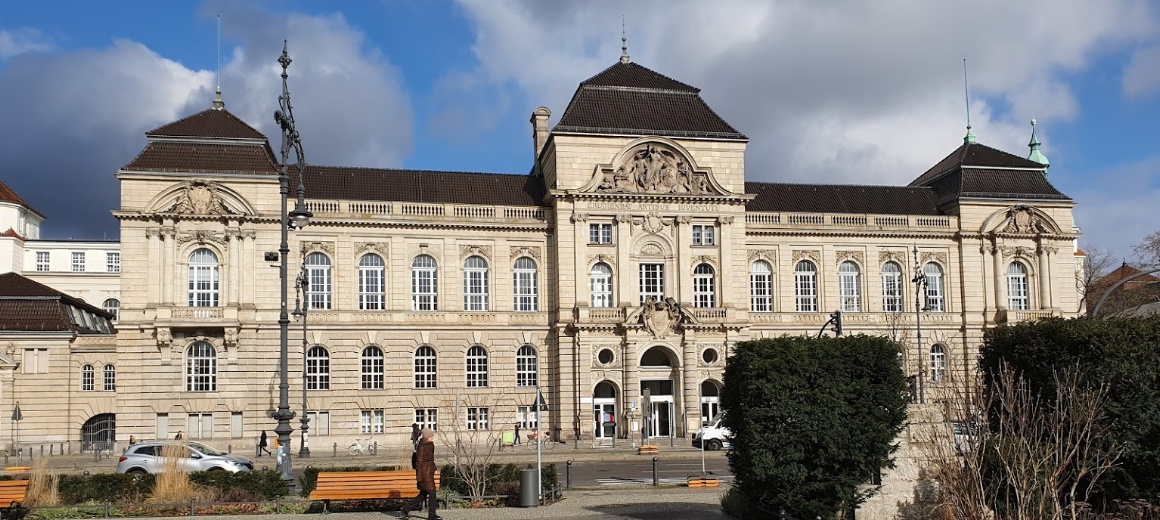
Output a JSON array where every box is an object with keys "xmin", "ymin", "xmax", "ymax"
[
  {"xmin": 692, "ymin": 411, "xmax": 732, "ymax": 451},
  {"xmin": 116, "ymin": 441, "xmax": 254, "ymax": 474}
]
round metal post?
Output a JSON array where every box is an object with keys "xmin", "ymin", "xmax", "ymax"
[{"xmin": 652, "ymin": 456, "xmax": 659, "ymax": 486}]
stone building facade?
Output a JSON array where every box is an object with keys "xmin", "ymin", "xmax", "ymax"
[{"xmin": 0, "ymin": 56, "xmax": 1082, "ymax": 453}]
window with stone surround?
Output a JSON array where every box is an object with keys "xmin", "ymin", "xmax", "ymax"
[
  {"xmin": 639, "ymin": 263, "xmax": 665, "ymax": 304},
  {"xmin": 692, "ymin": 224, "xmax": 715, "ymax": 246},
  {"xmin": 186, "ymin": 341, "xmax": 217, "ymax": 392},
  {"xmin": 411, "ymin": 255, "xmax": 438, "ymax": 311},
  {"xmin": 838, "ymin": 261, "xmax": 861, "ymax": 312},
  {"xmin": 590, "ymin": 263, "xmax": 613, "ymax": 307},
  {"xmin": 81, "ymin": 364, "xmax": 94, "ymax": 391},
  {"xmin": 188, "ymin": 248, "xmax": 219, "ymax": 307},
  {"xmin": 693, "ymin": 263, "xmax": 716, "ymax": 308},
  {"xmin": 463, "ymin": 256, "xmax": 490, "ymax": 311},
  {"xmin": 414, "ymin": 346, "xmax": 437, "ymax": 388},
  {"xmin": 750, "ymin": 260, "xmax": 773, "ymax": 312},
  {"xmin": 361, "ymin": 409, "xmax": 384, "ymax": 434},
  {"xmin": 358, "ymin": 253, "xmax": 385, "ymax": 310},
  {"xmin": 415, "ymin": 408, "xmax": 437, "ymax": 431},
  {"xmin": 794, "ymin": 260, "xmax": 818, "ymax": 312},
  {"xmin": 104, "ymin": 364, "xmax": 116, "ymax": 391},
  {"xmin": 467, "ymin": 407, "xmax": 489, "ymax": 431},
  {"xmin": 513, "ymin": 257, "xmax": 538, "ymax": 311},
  {"xmin": 306, "ymin": 345, "xmax": 330, "ymax": 390},
  {"xmin": 589, "ymin": 223, "xmax": 612, "ymax": 244},
  {"xmin": 881, "ymin": 262, "xmax": 903, "ymax": 313},
  {"xmin": 516, "ymin": 345, "xmax": 538, "ymax": 387},
  {"xmin": 103, "ymin": 298, "xmax": 120, "ymax": 321},
  {"xmin": 930, "ymin": 344, "xmax": 947, "ymax": 382},
  {"xmin": 361, "ymin": 345, "xmax": 385, "ymax": 390},
  {"xmin": 1007, "ymin": 261, "xmax": 1030, "ymax": 310},
  {"xmin": 924, "ymin": 263, "xmax": 945, "ymax": 312},
  {"xmin": 305, "ymin": 252, "xmax": 332, "ymax": 310},
  {"xmin": 466, "ymin": 345, "xmax": 488, "ymax": 387}
]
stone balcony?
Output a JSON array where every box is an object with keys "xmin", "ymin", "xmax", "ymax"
[
  {"xmin": 749, "ymin": 312, "xmax": 961, "ymax": 326},
  {"xmin": 746, "ymin": 212, "xmax": 956, "ymax": 230},
  {"xmin": 154, "ymin": 306, "xmax": 550, "ymax": 328},
  {"xmin": 996, "ymin": 309, "xmax": 1058, "ymax": 324},
  {"xmin": 305, "ymin": 199, "xmax": 548, "ymax": 225}
]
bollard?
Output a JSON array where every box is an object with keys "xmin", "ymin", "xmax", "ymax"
[
  {"xmin": 104, "ymin": 500, "xmax": 110, "ymax": 518},
  {"xmin": 333, "ymin": 442, "xmax": 338, "ymax": 458},
  {"xmin": 652, "ymin": 456, "xmax": 659, "ymax": 487},
  {"xmin": 228, "ymin": 444, "xmax": 232, "ymax": 454},
  {"xmin": 256, "ymin": 444, "xmax": 261, "ymax": 458},
  {"xmin": 372, "ymin": 441, "xmax": 377, "ymax": 455},
  {"xmin": 189, "ymin": 498, "xmax": 196, "ymax": 516},
  {"xmin": 40, "ymin": 445, "xmax": 44, "ymax": 457},
  {"xmin": 565, "ymin": 460, "xmax": 572, "ymax": 488},
  {"xmin": 93, "ymin": 448, "xmax": 100, "ymax": 462},
  {"xmin": 50, "ymin": 444, "xmax": 54, "ymax": 456},
  {"xmin": 3, "ymin": 450, "xmax": 7, "ymax": 465}
]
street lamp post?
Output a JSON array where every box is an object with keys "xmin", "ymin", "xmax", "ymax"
[
  {"xmin": 274, "ymin": 40, "xmax": 313, "ymax": 483},
  {"xmin": 292, "ymin": 260, "xmax": 310, "ymax": 458},
  {"xmin": 911, "ymin": 246, "xmax": 928, "ymax": 405}
]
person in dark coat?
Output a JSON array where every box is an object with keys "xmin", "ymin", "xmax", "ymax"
[
  {"xmin": 258, "ymin": 430, "xmax": 272, "ymax": 456},
  {"xmin": 410, "ymin": 423, "xmax": 421, "ymax": 447},
  {"xmin": 400, "ymin": 428, "xmax": 439, "ymax": 519}
]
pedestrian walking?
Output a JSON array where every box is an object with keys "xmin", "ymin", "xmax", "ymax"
[
  {"xmin": 410, "ymin": 422, "xmax": 421, "ymax": 447},
  {"xmin": 514, "ymin": 423, "xmax": 521, "ymax": 445},
  {"xmin": 400, "ymin": 428, "xmax": 439, "ymax": 519},
  {"xmin": 174, "ymin": 431, "xmax": 184, "ymax": 440},
  {"xmin": 129, "ymin": 435, "xmax": 138, "ymax": 445},
  {"xmin": 258, "ymin": 430, "xmax": 272, "ymax": 456}
]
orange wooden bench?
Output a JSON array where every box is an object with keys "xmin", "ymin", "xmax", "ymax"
[
  {"xmin": 308, "ymin": 470, "xmax": 440, "ymax": 512},
  {"xmin": 0, "ymin": 480, "xmax": 30, "ymax": 520}
]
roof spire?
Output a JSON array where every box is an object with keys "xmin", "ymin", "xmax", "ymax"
[
  {"xmin": 212, "ymin": 15, "xmax": 225, "ymax": 110},
  {"xmin": 620, "ymin": 17, "xmax": 630, "ymax": 64},
  {"xmin": 1027, "ymin": 118, "xmax": 1050, "ymax": 172},
  {"xmin": 963, "ymin": 58, "xmax": 975, "ymax": 144}
]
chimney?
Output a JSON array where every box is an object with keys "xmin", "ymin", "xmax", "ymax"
[{"xmin": 530, "ymin": 106, "xmax": 551, "ymax": 175}]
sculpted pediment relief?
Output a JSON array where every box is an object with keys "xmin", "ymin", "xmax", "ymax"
[
  {"xmin": 981, "ymin": 205, "xmax": 1063, "ymax": 236},
  {"xmin": 146, "ymin": 179, "xmax": 256, "ymax": 217},
  {"xmin": 583, "ymin": 141, "xmax": 727, "ymax": 196}
]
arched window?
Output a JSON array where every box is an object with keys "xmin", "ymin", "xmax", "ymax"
[
  {"xmin": 463, "ymin": 256, "xmax": 490, "ymax": 311},
  {"xmin": 750, "ymin": 260, "xmax": 773, "ymax": 312},
  {"xmin": 103, "ymin": 364, "xmax": 116, "ymax": 391},
  {"xmin": 516, "ymin": 345, "xmax": 538, "ymax": 387},
  {"xmin": 924, "ymin": 263, "xmax": 945, "ymax": 312},
  {"xmin": 414, "ymin": 346, "xmax": 437, "ymax": 388},
  {"xmin": 881, "ymin": 262, "xmax": 903, "ymax": 313},
  {"xmin": 930, "ymin": 344, "xmax": 947, "ymax": 382},
  {"xmin": 81, "ymin": 364, "xmax": 94, "ymax": 391},
  {"xmin": 361, "ymin": 345, "xmax": 385, "ymax": 390},
  {"xmin": 590, "ymin": 263, "xmax": 613, "ymax": 308},
  {"xmin": 306, "ymin": 345, "xmax": 330, "ymax": 390},
  {"xmin": 794, "ymin": 260, "xmax": 818, "ymax": 312},
  {"xmin": 188, "ymin": 248, "xmax": 219, "ymax": 307},
  {"xmin": 103, "ymin": 298, "xmax": 120, "ymax": 321},
  {"xmin": 466, "ymin": 345, "xmax": 488, "ymax": 387},
  {"xmin": 1007, "ymin": 262, "xmax": 1030, "ymax": 310},
  {"xmin": 305, "ymin": 252, "xmax": 332, "ymax": 310},
  {"xmin": 358, "ymin": 254, "xmax": 386, "ymax": 311},
  {"xmin": 693, "ymin": 263, "xmax": 716, "ymax": 308},
  {"xmin": 186, "ymin": 341, "xmax": 216, "ymax": 392},
  {"xmin": 838, "ymin": 261, "xmax": 861, "ymax": 312},
  {"xmin": 513, "ymin": 257, "xmax": 538, "ymax": 312},
  {"xmin": 411, "ymin": 255, "xmax": 439, "ymax": 311}
]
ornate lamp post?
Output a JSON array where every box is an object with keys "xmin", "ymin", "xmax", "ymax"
[
  {"xmin": 274, "ymin": 41, "xmax": 313, "ymax": 482},
  {"xmin": 911, "ymin": 246, "xmax": 928, "ymax": 404},
  {"xmin": 292, "ymin": 258, "xmax": 310, "ymax": 458}
]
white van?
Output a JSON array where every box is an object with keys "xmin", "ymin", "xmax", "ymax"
[{"xmin": 692, "ymin": 411, "xmax": 732, "ymax": 451}]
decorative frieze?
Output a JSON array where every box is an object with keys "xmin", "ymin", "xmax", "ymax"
[
  {"xmin": 511, "ymin": 246, "xmax": 543, "ymax": 262},
  {"xmin": 920, "ymin": 251, "xmax": 948, "ymax": 266},
  {"xmin": 748, "ymin": 249, "xmax": 777, "ymax": 264},
  {"xmin": 176, "ymin": 230, "xmax": 225, "ymax": 246},
  {"xmin": 690, "ymin": 255, "xmax": 716, "ymax": 269},
  {"xmin": 570, "ymin": 213, "xmax": 589, "ymax": 223},
  {"xmin": 460, "ymin": 244, "xmax": 493, "ymax": 260},
  {"xmin": 356, "ymin": 242, "xmax": 390, "ymax": 258},
  {"xmin": 302, "ymin": 241, "xmax": 336, "ymax": 256},
  {"xmin": 836, "ymin": 250, "xmax": 865, "ymax": 266},
  {"xmin": 588, "ymin": 254, "xmax": 616, "ymax": 268},
  {"xmin": 879, "ymin": 250, "xmax": 906, "ymax": 266},
  {"xmin": 792, "ymin": 249, "xmax": 820, "ymax": 264}
]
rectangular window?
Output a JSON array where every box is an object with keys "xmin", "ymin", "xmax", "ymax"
[
  {"xmin": 639, "ymin": 263, "xmax": 665, "ymax": 305},
  {"xmin": 467, "ymin": 407, "xmax": 489, "ymax": 431},
  {"xmin": 589, "ymin": 223, "xmax": 612, "ymax": 244},
  {"xmin": 187, "ymin": 413, "xmax": 213, "ymax": 439},
  {"xmin": 22, "ymin": 348, "xmax": 48, "ymax": 374},
  {"xmin": 308, "ymin": 411, "xmax": 331, "ymax": 436},
  {"xmin": 35, "ymin": 252, "xmax": 49, "ymax": 272},
  {"xmin": 106, "ymin": 252, "xmax": 121, "ymax": 273},
  {"xmin": 231, "ymin": 412, "xmax": 243, "ymax": 439},
  {"xmin": 415, "ymin": 408, "xmax": 438, "ymax": 431},
  {"xmin": 71, "ymin": 252, "xmax": 86, "ymax": 272},
  {"xmin": 517, "ymin": 406, "xmax": 538, "ymax": 429},
  {"xmin": 156, "ymin": 413, "xmax": 169, "ymax": 441},
  {"xmin": 692, "ymin": 225, "xmax": 715, "ymax": 246},
  {"xmin": 361, "ymin": 409, "xmax": 384, "ymax": 434}
]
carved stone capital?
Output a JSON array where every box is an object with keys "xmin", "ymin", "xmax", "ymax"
[
  {"xmin": 224, "ymin": 327, "xmax": 238, "ymax": 349},
  {"xmin": 615, "ymin": 214, "xmax": 632, "ymax": 224},
  {"xmin": 155, "ymin": 327, "xmax": 172, "ymax": 349},
  {"xmin": 718, "ymin": 216, "xmax": 734, "ymax": 225},
  {"xmin": 677, "ymin": 216, "xmax": 693, "ymax": 225},
  {"xmin": 571, "ymin": 213, "xmax": 589, "ymax": 223}
]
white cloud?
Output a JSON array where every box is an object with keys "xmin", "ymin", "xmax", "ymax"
[
  {"xmin": 1123, "ymin": 43, "xmax": 1160, "ymax": 97},
  {"xmin": 1070, "ymin": 156, "xmax": 1160, "ymax": 258},
  {"xmin": 0, "ymin": 27, "xmax": 53, "ymax": 61}
]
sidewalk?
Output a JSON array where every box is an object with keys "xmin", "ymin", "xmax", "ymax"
[{"xmin": 11, "ymin": 440, "xmax": 727, "ymax": 475}]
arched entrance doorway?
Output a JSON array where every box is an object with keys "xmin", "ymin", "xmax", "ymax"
[
  {"xmin": 640, "ymin": 346, "xmax": 678, "ymax": 439},
  {"xmin": 700, "ymin": 380, "xmax": 721, "ymax": 425},
  {"xmin": 81, "ymin": 413, "xmax": 116, "ymax": 452},
  {"xmin": 593, "ymin": 381, "xmax": 617, "ymax": 439}
]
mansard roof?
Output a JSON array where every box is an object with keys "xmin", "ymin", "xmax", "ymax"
[
  {"xmin": 555, "ymin": 61, "xmax": 746, "ymax": 140},
  {"xmin": 293, "ymin": 167, "xmax": 548, "ymax": 207},
  {"xmin": 146, "ymin": 108, "xmax": 268, "ymax": 140},
  {"xmin": 0, "ymin": 273, "xmax": 115, "ymax": 333},
  {"xmin": 909, "ymin": 141, "xmax": 1070, "ymax": 203},
  {"xmin": 0, "ymin": 179, "xmax": 45, "ymax": 218},
  {"xmin": 745, "ymin": 182, "xmax": 943, "ymax": 215}
]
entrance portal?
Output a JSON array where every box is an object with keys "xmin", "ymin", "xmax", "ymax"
[
  {"xmin": 642, "ymin": 379, "xmax": 674, "ymax": 438},
  {"xmin": 593, "ymin": 381, "xmax": 617, "ymax": 439}
]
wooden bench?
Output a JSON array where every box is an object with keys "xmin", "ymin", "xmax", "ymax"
[
  {"xmin": 309, "ymin": 470, "xmax": 440, "ymax": 512},
  {"xmin": 687, "ymin": 477, "xmax": 720, "ymax": 488},
  {"xmin": 0, "ymin": 480, "xmax": 30, "ymax": 520}
]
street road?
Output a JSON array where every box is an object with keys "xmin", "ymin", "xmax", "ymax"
[{"xmin": 568, "ymin": 457, "xmax": 733, "ymax": 487}]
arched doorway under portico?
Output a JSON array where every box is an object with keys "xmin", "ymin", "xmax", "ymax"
[
  {"xmin": 593, "ymin": 381, "xmax": 618, "ymax": 439},
  {"xmin": 639, "ymin": 345, "xmax": 679, "ymax": 439}
]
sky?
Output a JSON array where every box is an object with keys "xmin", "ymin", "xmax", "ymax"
[{"xmin": 1, "ymin": 0, "xmax": 1159, "ymax": 262}]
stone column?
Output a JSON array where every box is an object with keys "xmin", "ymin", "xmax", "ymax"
[
  {"xmin": 624, "ymin": 339, "xmax": 640, "ymax": 441},
  {"xmin": 571, "ymin": 213, "xmax": 587, "ymax": 310},
  {"xmin": 992, "ymin": 243, "xmax": 1006, "ymax": 311},
  {"xmin": 227, "ymin": 229, "xmax": 240, "ymax": 306},
  {"xmin": 681, "ymin": 333, "xmax": 698, "ymax": 438},
  {"xmin": 676, "ymin": 216, "xmax": 692, "ymax": 303},
  {"xmin": 162, "ymin": 225, "xmax": 176, "ymax": 305},
  {"xmin": 615, "ymin": 214, "xmax": 632, "ymax": 306},
  {"xmin": 146, "ymin": 228, "xmax": 161, "ymax": 305},
  {"xmin": 1037, "ymin": 243, "xmax": 1052, "ymax": 310},
  {"xmin": 718, "ymin": 216, "xmax": 734, "ymax": 309},
  {"xmin": 980, "ymin": 242, "xmax": 993, "ymax": 315}
]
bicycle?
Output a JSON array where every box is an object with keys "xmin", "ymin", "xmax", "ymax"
[
  {"xmin": 349, "ymin": 438, "xmax": 374, "ymax": 456},
  {"xmin": 526, "ymin": 430, "xmax": 556, "ymax": 450}
]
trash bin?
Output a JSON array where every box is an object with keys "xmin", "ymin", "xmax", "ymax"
[{"xmin": 519, "ymin": 468, "xmax": 538, "ymax": 507}]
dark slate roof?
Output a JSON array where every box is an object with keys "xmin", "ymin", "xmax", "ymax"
[
  {"xmin": 0, "ymin": 273, "xmax": 115, "ymax": 333},
  {"xmin": 146, "ymin": 108, "xmax": 268, "ymax": 140},
  {"xmin": 555, "ymin": 61, "xmax": 746, "ymax": 139},
  {"xmin": 745, "ymin": 182, "xmax": 943, "ymax": 215},
  {"xmin": 909, "ymin": 141, "xmax": 1070, "ymax": 203},
  {"xmin": 121, "ymin": 141, "xmax": 280, "ymax": 175},
  {"xmin": 0, "ymin": 179, "xmax": 45, "ymax": 218},
  {"xmin": 294, "ymin": 167, "xmax": 548, "ymax": 207}
]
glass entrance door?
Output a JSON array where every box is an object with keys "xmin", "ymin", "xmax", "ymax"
[
  {"xmin": 593, "ymin": 402, "xmax": 616, "ymax": 438},
  {"xmin": 649, "ymin": 399, "xmax": 674, "ymax": 438}
]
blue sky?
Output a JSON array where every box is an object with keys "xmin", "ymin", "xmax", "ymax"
[{"xmin": 1, "ymin": 0, "xmax": 1159, "ymax": 262}]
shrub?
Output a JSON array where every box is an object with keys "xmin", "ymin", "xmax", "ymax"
[
  {"xmin": 190, "ymin": 470, "xmax": 289, "ymax": 500},
  {"xmin": 58, "ymin": 473, "xmax": 154, "ymax": 504}
]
